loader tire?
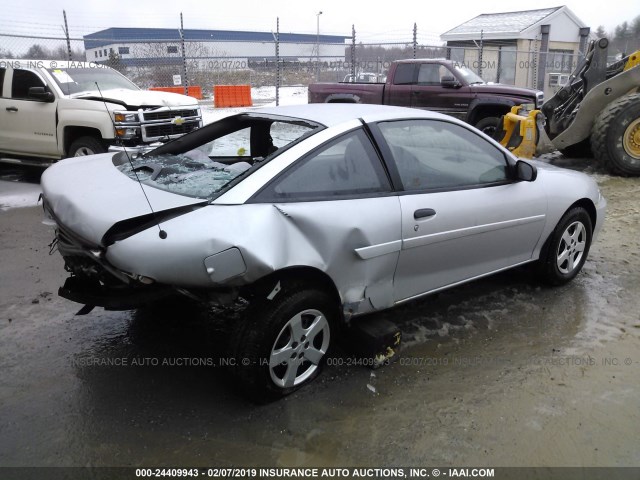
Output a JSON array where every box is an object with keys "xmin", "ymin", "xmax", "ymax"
[{"xmin": 591, "ymin": 93, "xmax": 640, "ymax": 176}]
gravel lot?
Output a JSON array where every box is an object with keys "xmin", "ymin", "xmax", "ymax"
[{"xmin": 0, "ymin": 152, "xmax": 639, "ymax": 471}]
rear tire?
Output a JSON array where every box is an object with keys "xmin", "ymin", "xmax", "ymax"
[
  {"xmin": 233, "ymin": 284, "xmax": 337, "ymax": 402},
  {"xmin": 537, "ymin": 207, "xmax": 592, "ymax": 286},
  {"xmin": 68, "ymin": 136, "xmax": 106, "ymax": 157},
  {"xmin": 591, "ymin": 93, "xmax": 640, "ymax": 176}
]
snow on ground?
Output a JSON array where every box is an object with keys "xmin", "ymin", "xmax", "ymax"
[
  {"xmin": 0, "ymin": 180, "xmax": 42, "ymax": 211},
  {"xmin": 201, "ymin": 85, "xmax": 308, "ymax": 125}
]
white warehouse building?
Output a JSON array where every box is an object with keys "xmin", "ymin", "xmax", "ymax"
[{"xmin": 83, "ymin": 27, "xmax": 350, "ymax": 68}]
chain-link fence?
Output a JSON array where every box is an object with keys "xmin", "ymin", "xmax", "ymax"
[{"xmin": 0, "ymin": 11, "xmax": 595, "ymax": 106}]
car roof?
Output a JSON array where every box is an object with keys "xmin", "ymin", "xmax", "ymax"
[{"xmin": 252, "ymin": 103, "xmax": 450, "ymax": 127}]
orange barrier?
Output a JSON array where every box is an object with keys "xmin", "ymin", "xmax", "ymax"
[
  {"xmin": 149, "ymin": 86, "xmax": 203, "ymax": 100},
  {"xmin": 213, "ymin": 85, "xmax": 253, "ymax": 108}
]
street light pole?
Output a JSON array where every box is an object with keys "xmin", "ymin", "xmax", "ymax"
[{"xmin": 316, "ymin": 11, "xmax": 323, "ymax": 81}]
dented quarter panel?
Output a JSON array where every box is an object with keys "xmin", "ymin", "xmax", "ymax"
[{"xmin": 106, "ymin": 197, "xmax": 402, "ymax": 310}]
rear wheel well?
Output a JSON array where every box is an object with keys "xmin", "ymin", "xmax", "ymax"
[
  {"xmin": 325, "ymin": 94, "xmax": 360, "ymax": 104},
  {"xmin": 63, "ymin": 126, "xmax": 104, "ymax": 155},
  {"xmin": 244, "ymin": 267, "xmax": 342, "ymax": 318}
]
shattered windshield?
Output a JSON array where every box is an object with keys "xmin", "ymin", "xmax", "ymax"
[{"xmin": 115, "ymin": 114, "xmax": 321, "ymax": 199}]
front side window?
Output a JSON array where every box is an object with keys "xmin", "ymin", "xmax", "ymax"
[
  {"xmin": 417, "ymin": 64, "xmax": 451, "ymax": 85},
  {"xmin": 378, "ymin": 120, "xmax": 509, "ymax": 191},
  {"xmin": 11, "ymin": 69, "xmax": 46, "ymax": 99},
  {"xmin": 256, "ymin": 129, "xmax": 391, "ymax": 201}
]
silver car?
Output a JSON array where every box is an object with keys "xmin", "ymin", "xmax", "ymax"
[{"xmin": 41, "ymin": 104, "xmax": 606, "ymax": 399}]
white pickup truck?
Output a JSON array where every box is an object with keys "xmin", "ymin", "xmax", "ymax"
[{"xmin": 0, "ymin": 60, "xmax": 202, "ymax": 165}]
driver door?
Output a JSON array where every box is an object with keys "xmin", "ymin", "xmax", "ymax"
[
  {"xmin": 0, "ymin": 68, "xmax": 58, "ymax": 157},
  {"xmin": 410, "ymin": 63, "xmax": 471, "ymax": 120}
]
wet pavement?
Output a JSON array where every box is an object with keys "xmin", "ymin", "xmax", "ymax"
[{"xmin": 1, "ymin": 157, "xmax": 639, "ymax": 470}]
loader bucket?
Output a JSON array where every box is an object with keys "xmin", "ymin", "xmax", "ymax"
[{"xmin": 493, "ymin": 105, "xmax": 544, "ymax": 159}]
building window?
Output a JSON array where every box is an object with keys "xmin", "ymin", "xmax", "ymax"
[
  {"xmin": 99, "ymin": 50, "xmax": 102, "ymax": 57},
  {"xmin": 547, "ymin": 49, "xmax": 575, "ymax": 73},
  {"xmin": 498, "ymin": 46, "xmax": 516, "ymax": 85},
  {"xmin": 448, "ymin": 47, "xmax": 465, "ymax": 65},
  {"xmin": 103, "ymin": 49, "xmax": 107, "ymax": 56},
  {"xmin": 118, "ymin": 47, "xmax": 130, "ymax": 55},
  {"xmin": 167, "ymin": 46, "xmax": 178, "ymax": 54},
  {"xmin": 94, "ymin": 51, "xmax": 98, "ymax": 58}
]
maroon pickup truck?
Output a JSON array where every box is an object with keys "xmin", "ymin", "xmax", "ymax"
[{"xmin": 309, "ymin": 58, "xmax": 544, "ymax": 135}]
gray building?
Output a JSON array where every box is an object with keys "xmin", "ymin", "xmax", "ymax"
[{"xmin": 441, "ymin": 6, "xmax": 592, "ymax": 97}]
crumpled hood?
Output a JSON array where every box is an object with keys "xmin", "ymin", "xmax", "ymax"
[
  {"xmin": 41, "ymin": 153, "xmax": 204, "ymax": 245},
  {"xmin": 72, "ymin": 88, "xmax": 199, "ymax": 108}
]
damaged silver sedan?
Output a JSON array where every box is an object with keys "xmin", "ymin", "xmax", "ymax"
[{"xmin": 41, "ymin": 104, "xmax": 606, "ymax": 399}]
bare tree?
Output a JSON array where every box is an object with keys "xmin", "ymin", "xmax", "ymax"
[{"xmin": 24, "ymin": 44, "xmax": 48, "ymax": 59}]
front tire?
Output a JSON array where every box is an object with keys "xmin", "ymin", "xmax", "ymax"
[
  {"xmin": 68, "ymin": 136, "xmax": 106, "ymax": 157},
  {"xmin": 537, "ymin": 207, "xmax": 593, "ymax": 286},
  {"xmin": 475, "ymin": 116, "xmax": 500, "ymax": 138},
  {"xmin": 234, "ymin": 286, "xmax": 337, "ymax": 401},
  {"xmin": 591, "ymin": 93, "xmax": 640, "ymax": 176}
]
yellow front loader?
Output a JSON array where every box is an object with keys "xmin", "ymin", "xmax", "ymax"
[{"xmin": 494, "ymin": 39, "xmax": 640, "ymax": 176}]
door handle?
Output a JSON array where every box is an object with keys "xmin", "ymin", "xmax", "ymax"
[
  {"xmin": 6, "ymin": 107, "xmax": 18, "ymax": 112},
  {"xmin": 414, "ymin": 208, "xmax": 436, "ymax": 219}
]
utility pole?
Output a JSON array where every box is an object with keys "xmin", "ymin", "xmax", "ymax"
[
  {"xmin": 63, "ymin": 10, "xmax": 72, "ymax": 61},
  {"xmin": 316, "ymin": 11, "xmax": 323, "ymax": 81},
  {"xmin": 180, "ymin": 13, "xmax": 189, "ymax": 95}
]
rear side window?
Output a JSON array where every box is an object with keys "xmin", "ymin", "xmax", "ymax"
[
  {"xmin": 11, "ymin": 69, "xmax": 46, "ymax": 99},
  {"xmin": 393, "ymin": 64, "xmax": 415, "ymax": 85},
  {"xmin": 255, "ymin": 129, "xmax": 391, "ymax": 201}
]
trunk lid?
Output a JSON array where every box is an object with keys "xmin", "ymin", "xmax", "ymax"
[{"xmin": 41, "ymin": 153, "xmax": 204, "ymax": 245}]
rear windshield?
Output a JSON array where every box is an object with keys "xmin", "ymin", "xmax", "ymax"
[{"xmin": 115, "ymin": 113, "xmax": 321, "ymax": 199}]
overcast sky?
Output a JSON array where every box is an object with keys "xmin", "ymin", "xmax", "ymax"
[{"xmin": 1, "ymin": 0, "xmax": 637, "ymax": 43}]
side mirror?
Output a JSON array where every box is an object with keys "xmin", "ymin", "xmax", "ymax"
[
  {"xmin": 515, "ymin": 160, "xmax": 537, "ymax": 182},
  {"xmin": 441, "ymin": 76, "xmax": 461, "ymax": 88},
  {"xmin": 28, "ymin": 87, "xmax": 55, "ymax": 102}
]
